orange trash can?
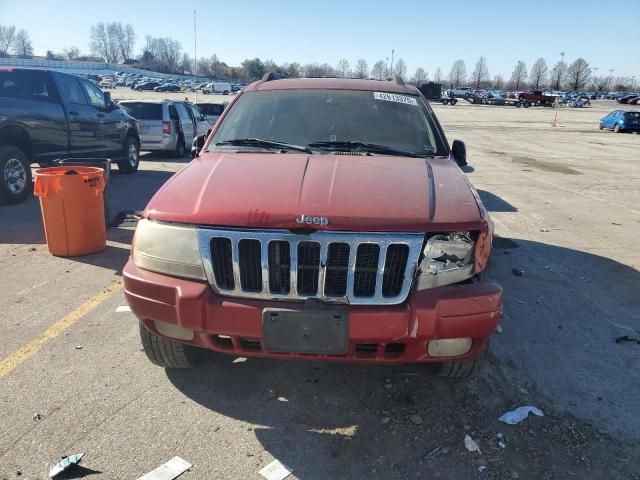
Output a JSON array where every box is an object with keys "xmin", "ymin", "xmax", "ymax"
[{"xmin": 33, "ymin": 166, "xmax": 106, "ymax": 256}]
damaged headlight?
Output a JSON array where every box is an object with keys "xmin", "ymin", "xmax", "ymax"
[
  {"xmin": 132, "ymin": 219, "xmax": 206, "ymax": 280},
  {"xmin": 414, "ymin": 232, "xmax": 475, "ymax": 290}
]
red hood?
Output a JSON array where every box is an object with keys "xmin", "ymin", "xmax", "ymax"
[{"xmin": 145, "ymin": 153, "xmax": 482, "ymax": 232}]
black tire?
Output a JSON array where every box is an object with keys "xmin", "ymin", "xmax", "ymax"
[
  {"xmin": 223, "ymin": 90, "xmax": 229, "ymax": 95},
  {"xmin": 139, "ymin": 322, "xmax": 200, "ymax": 368},
  {"xmin": 442, "ymin": 99, "xmax": 449, "ymax": 105},
  {"xmin": 450, "ymin": 99, "xmax": 457, "ymax": 105},
  {"xmin": 174, "ymin": 137, "xmax": 186, "ymax": 157},
  {"xmin": 117, "ymin": 136, "xmax": 140, "ymax": 174},
  {"xmin": 515, "ymin": 102, "xmax": 521, "ymax": 108},
  {"xmin": 523, "ymin": 102, "xmax": 530, "ymax": 108},
  {"xmin": 437, "ymin": 345, "xmax": 488, "ymax": 379},
  {"xmin": 0, "ymin": 145, "xmax": 32, "ymax": 204}
]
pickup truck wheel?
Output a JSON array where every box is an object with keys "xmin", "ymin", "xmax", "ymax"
[
  {"xmin": 515, "ymin": 102, "xmax": 522, "ymax": 108},
  {"xmin": 117, "ymin": 137, "xmax": 140, "ymax": 174},
  {"xmin": 139, "ymin": 321, "xmax": 201, "ymax": 368},
  {"xmin": 523, "ymin": 102, "xmax": 530, "ymax": 108},
  {"xmin": 437, "ymin": 345, "xmax": 488, "ymax": 379},
  {"xmin": 0, "ymin": 146, "xmax": 32, "ymax": 204}
]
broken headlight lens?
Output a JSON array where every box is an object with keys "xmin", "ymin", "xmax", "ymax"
[
  {"xmin": 132, "ymin": 219, "xmax": 206, "ymax": 280},
  {"xmin": 414, "ymin": 232, "xmax": 475, "ymax": 290}
]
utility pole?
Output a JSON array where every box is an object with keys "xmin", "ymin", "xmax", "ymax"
[
  {"xmin": 390, "ymin": 49, "xmax": 395, "ymax": 76},
  {"xmin": 194, "ymin": 9, "xmax": 197, "ymax": 104},
  {"xmin": 557, "ymin": 51, "xmax": 565, "ymax": 90},
  {"xmin": 385, "ymin": 57, "xmax": 389, "ymax": 77}
]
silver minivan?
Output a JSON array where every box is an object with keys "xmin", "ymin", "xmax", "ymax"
[{"xmin": 118, "ymin": 100, "xmax": 210, "ymax": 156}]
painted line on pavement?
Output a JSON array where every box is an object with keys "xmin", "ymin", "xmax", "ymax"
[{"xmin": 0, "ymin": 280, "xmax": 122, "ymax": 379}]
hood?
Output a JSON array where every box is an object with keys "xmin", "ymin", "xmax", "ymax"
[{"xmin": 146, "ymin": 153, "xmax": 482, "ymax": 232}]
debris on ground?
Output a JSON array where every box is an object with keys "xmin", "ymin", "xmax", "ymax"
[
  {"xmin": 497, "ymin": 432, "xmax": 506, "ymax": 448},
  {"xmin": 425, "ymin": 447, "xmax": 441, "ymax": 458},
  {"xmin": 409, "ymin": 414, "xmax": 423, "ymax": 425},
  {"xmin": 137, "ymin": 456, "xmax": 192, "ymax": 480},
  {"xmin": 32, "ymin": 412, "xmax": 43, "ymax": 421},
  {"xmin": 499, "ymin": 406, "xmax": 544, "ymax": 425},
  {"xmin": 540, "ymin": 228, "xmax": 550, "ymax": 232},
  {"xmin": 511, "ymin": 268, "xmax": 524, "ymax": 277},
  {"xmin": 615, "ymin": 335, "xmax": 640, "ymax": 345},
  {"xmin": 479, "ymin": 465, "xmax": 487, "ymax": 472},
  {"xmin": 115, "ymin": 305, "xmax": 131, "ymax": 313},
  {"xmin": 259, "ymin": 459, "xmax": 293, "ymax": 480},
  {"xmin": 73, "ymin": 345, "xmax": 83, "ymax": 350},
  {"xmin": 464, "ymin": 434, "xmax": 481, "ymax": 453},
  {"xmin": 49, "ymin": 453, "xmax": 84, "ymax": 478}
]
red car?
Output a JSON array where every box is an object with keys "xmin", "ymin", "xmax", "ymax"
[{"xmin": 123, "ymin": 75, "xmax": 503, "ymax": 378}]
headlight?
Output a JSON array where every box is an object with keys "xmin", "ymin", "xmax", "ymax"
[
  {"xmin": 414, "ymin": 232, "xmax": 475, "ymax": 290},
  {"xmin": 132, "ymin": 219, "xmax": 206, "ymax": 280}
]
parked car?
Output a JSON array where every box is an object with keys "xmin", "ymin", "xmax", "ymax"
[
  {"xmin": 135, "ymin": 82, "xmax": 162, "ymax": 91},
  {"xmin": 154, "ymin": 83, "xmax": 181, "ymax": 92},
  {"xmin": 616, "ymin": 95, "xmax": 638, "ymax": 104},
  {"xmin": 0, "ymin": 68, "xmax": 140, "ymax": 203},
  {"xmin": 231, "ymin": 83, "xmax": 245, "ymax": 92},
  {"xmin": 599, "ymin": 110, "xmax": 640, "ymax": 133},
  {"xmin": 125, "ymin": 75, "xmax": 502, "ymax": 378},
  {"xmin": 569, "ymin": 98, "xmax": 590, "ymax": 108},
  {"xmin": 202, "ymin": 82, "xmax": 233, "ymax": 95},
  {"xmin": 628, "ymin": 97, "xmax": 640, "ymax": 105},
  {"xmin": 516, "ymin": 90, "xmax": 556, "ymax": 107},
  {"xmin": 117, "ymin": 100, "xmax": 208, "ymax": 156},
  {"xmin": 99, "ymin": 80, "xmax": 115, "ymax": 89},
  {"xmin": 449, "ymin": 86, "xmax": 473, "ymax": 98},
  {"xmin": 195, "ymin": 102, "xmax": 226, "ymax": 123}
]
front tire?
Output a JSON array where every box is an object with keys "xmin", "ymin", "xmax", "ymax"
[
  {"xmin": 117, "ymin": 136, "xmax": 140, "ymax": 174},
  {"xmin": 437, "ymin": 345, "xmax": 488, "ymax": 379},
  {"xmin": 139, "ymin": 322, "xmax": 201, "ymax": 368},
  {"xmin": 0, "ymin": 145, "xmax": 32, "ymax": 204},
  {"xmin": 614, "ymin": 124, "xmax": 621, "ymax": 133}
]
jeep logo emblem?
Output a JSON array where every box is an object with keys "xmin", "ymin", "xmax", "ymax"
[{"xmin": 295, "ymin": 214, "xmax": 329, "ymax": 226}]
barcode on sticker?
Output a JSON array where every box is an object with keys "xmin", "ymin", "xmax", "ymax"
[{"xmin": 373, "ymin": 91, "xmax": 418, "ymax": 105}]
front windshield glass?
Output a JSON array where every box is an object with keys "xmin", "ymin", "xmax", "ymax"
[{"xmin": 209, "ymin": 89, "xmax": 445, "ymax": 156}]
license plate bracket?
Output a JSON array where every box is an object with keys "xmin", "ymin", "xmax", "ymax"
[{"xmin": 262, "ymin": 309, "xmax": 348, "ymax": 354}]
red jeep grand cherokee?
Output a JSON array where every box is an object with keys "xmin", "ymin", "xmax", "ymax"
[{"xmin": 123, "ymin": 74, "xmax": 503, "ymax": 378}]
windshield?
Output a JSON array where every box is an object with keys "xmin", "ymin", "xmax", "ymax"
[{"xmin": 209, "ymin": 89, "xmax": 445, "ymax": 156}]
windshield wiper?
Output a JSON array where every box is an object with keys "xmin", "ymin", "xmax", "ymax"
[
  {"xmin": 308, "ymin": 141, "xmax": 425, "ymax": 158},
  {"xmin": 215, "ymin": 138, "xmax": 313, "ymax": 154}
]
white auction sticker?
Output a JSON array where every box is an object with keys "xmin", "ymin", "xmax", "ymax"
[{"xmin": 373, "ymin": 91, "xmax": 418, "ymax": 106}]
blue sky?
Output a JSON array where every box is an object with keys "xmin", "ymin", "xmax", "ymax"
[{"xmin": 1, "ymin": 0, "xmax": 638, "ymax": 78}]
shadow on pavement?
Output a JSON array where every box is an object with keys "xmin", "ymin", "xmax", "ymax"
[
  {"xmin": 477, "ymin": 190, "xmax": 517, "ymax": 212},
  {"xmin": 166, "ymin": 238, "xmax": 640, "ymax": 478}
]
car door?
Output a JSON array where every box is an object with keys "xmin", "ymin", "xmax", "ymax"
[
  {"xmin": 54, "ymin": 74, "xmax": 106, "ymax": 156},
  {"xmin": 188, "ymin": 103, "xmax": 209, "ymax": 136},
  {"xmin": 174, "ymin": 102, "xmax": 195, "ymax": 146},
  {"xmin": 80, "ymin": 79, "xmax": 124, "ymax": 156},
  {"xmin": 605, "ymin": 112, "xmax": 618, "ymax": 128}
]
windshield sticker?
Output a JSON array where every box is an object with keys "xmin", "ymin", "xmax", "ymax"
[{"xmin": 373, "ymin": 92, "xmax": 418, "ymax": 106}]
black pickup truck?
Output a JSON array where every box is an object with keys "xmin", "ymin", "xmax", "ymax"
[{"xmin": 0, "ymin": 68, "xmax": 140, "ymax": 204}]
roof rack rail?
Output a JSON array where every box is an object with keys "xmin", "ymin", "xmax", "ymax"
[{"xmin": 385, "ymin": 74, "xmax": 405, "ymax": 86}]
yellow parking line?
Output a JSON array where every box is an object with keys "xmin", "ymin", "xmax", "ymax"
[{"xmin": 0, "ymin": 280, "xmax": 122, "ymax": 379}]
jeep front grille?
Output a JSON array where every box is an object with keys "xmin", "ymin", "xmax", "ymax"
[{"xmin": 198, "ymin": 229, "xmax": 423, "ymax": 305}]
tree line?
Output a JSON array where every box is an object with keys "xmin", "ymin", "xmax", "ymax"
[{"xmin": 1, "ymin": 21, "xmax": 636, "ymax": 91}]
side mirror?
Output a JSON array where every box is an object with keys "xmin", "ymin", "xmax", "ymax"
[
  {"xmin": 191, "ymin": 134, "xmax": 206, "ymax": 158},
  {"xmin": 103, "ymin": 91, "xmax": 115, "ymax": 111},
  {"xmin": 451, "ymin": 139, "xmax": 467, "ymax": 167}
]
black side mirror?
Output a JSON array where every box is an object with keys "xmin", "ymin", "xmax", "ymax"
[
  {"xmin": 191, "ymin": 134, "xmax": 206, "ymax": 158},
  {"xmin": 451, "ymin": 139, "xmax": 467, "ymax": 167},
  {"xmin": 103, "ymin": 91, "xmax": 115, "ymax": 111}
]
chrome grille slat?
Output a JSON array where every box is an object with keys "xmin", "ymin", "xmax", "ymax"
[{"xmin": 197, "ymin": 229, "xmax": 424, "ymax": 305}]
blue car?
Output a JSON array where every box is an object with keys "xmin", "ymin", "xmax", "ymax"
[{"xmin": 600, "ymin": 110, "xmax": 640, "ymax": 133}]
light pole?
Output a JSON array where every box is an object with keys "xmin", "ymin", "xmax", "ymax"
[
  {"xmin": 557, "ymin": 51, "xmax": 565, "ymax": 89},
  {"xmin": 632, "ymin": 76, "xmax": 637, "ymax": 91},
  {"xmin": 193, "ymin": 9, "xmax": 197, "ymax": 104},
  {"xmin": 385, "ymin": 57, "xmax": 389, "ymax": 77},
  {"xmin": 390, "ymin": 49, "xmax": 395, "ymax": 76}
]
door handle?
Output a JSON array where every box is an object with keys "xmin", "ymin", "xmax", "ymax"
[
  {"xmin": 69, "ymin": 111, "xmax": 79, "ymax": 116},
  {"xmin": 97, "ymin": 113, "xmax": 105, "ymax": 118}
]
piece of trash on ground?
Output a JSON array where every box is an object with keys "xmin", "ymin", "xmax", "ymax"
[
  {"xmin": 33, "ymin": 412, "xmax": 43, "ymax": 421},
  {"xmin": 499, "ymin": 406, "xmax": 544, "ymax": 425},
  {"xmin": 464, "ymin": 434, "xmax": 481, "ymax": 453},
  {"xmin": 497, "ymin": 432, "xmax": 506, "ymax": 449},
  {"xmin": 511, "ymin": 268, "xmax": 524, "ymax": 277},
  {"xmin": 425, "ymin": 446, "xmax": 441, "ymax": 458},
  {"xmin": 259, "ymin": 459, "xmax": 293, "ymax": 480},
  {"xmin": 615, "ymin": 335, "xmax": 640, "ymax": 345},
  {"xmin": 479, "ymin": 465, "xmax": 487, "ymax": 472},
  {"xmin": 74, "ymin": 345, "xmax": 83, "ymax": 350},
  {"xmin": 49, "ymin": 453, "xmax": 84, "ymax": 478},
  {"xmin": 137, "ymin": 456, "xmax": 192, "ymax": 480},
  {"xmin": 115, "ymin": 305, "xmax": 131, "ymax": 313}
]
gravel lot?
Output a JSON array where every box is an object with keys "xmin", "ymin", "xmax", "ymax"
[{"xmin": 0, "ymin": 92, "xmax": 638, "ymax": 479}]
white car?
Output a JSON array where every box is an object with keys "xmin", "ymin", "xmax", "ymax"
[
  {"xmin": 449, "ymin": 87, "xmax": 473, "ymax": 97},
  {"xmin": 203, "ymin": 82, "xmax": 233, "ymax": 95},
  {"xmin": 99, "ymin": 80, "xmax": 115, "ymax": 89}
]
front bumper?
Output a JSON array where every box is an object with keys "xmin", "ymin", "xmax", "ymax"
[{"xmin": 123, "ymin": 260, "xmax": 503, "ymax": 364}]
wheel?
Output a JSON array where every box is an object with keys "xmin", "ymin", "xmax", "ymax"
[
  {"xmin": 437, "ymin": 345, "xmax": 488, "ymax": 379},
  {"xmin": 599, "ymin": 122, "xmax": 604, "ymax": 130},
  {"xmin": 223, "ymin": 90, "xmax": 229, "ymax": 95},
  {"xmin": 450, "ymin": 99, "xmax": 457, "ymax": 105},
  {"xmin": 515, "ymin": 102, "xmax": 521, "ymax": 108},
  {"xmin": 117, "ymin": 136, "xmax": 140, "ymax": 174},
  {"xmin": 174, "ymin": 137, "xmax": 186, "ymax": 157},
  {"xmin": 441, "ymin": 99, "xmax": 449, "ymax": 105},
  {"xmin": 523, "ymin": 102, "xmax": 530, "ymax": 108},
  {"xmin": 0, "ymin": 145, "xmax": 32, "ymax": 204},
  {"xmin": 139, "ymin": 321, "xmax": 201, "ymax": 368},
  {"xmin": 614, "ymin": 124, "xmax": 621, "ymax": 133}
]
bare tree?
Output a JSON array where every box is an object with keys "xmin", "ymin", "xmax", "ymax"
[
  {"xmin": 448, "ymin": 59, "xmax": 467, "ymax": 87},
  {"xmin": 304, "ymin": 63, "xmax": 336, "ymax": 77},
  {"xmin": 529, "ymin": 58, "xmax": 548, "ymax": 90},
  {"xmin": 336, "ymin": 58, "xmax": 350, "ymax": 77},
  {"xmin": 210, "ymin": 54, "xmax": 225, "ymax": 78},
  {"xmin": 0, "ymin": 25, "xmax": 17, "ymax": 56},
  {"xmin": 412, "ymin": 67, "xmax": 428, "ymax": 84},
  {"xmin": 393, "ymin": 58, "xmax": 407, "ymax": 78},
  {"xmin": 116, "ymin": 23, "xmax": 136, "ymax": 63},
  {"xmin": 180, "ymin": 53, "xmax": 192, "ymax": 74},
  {"xmin": 353, "ymin": 59, "xmax": 368, "ymax": 79},
  {"xmin": 371, "ymin": 60, "xmax": 385, "ymax": 80},
  {"xmin": 550, "ymin": 61, "xmax": 565, "ymax": 90},
  {"xmin": 591, "ymin": 74, "xmax": 608, "ymax": 92},
  {"xmin": 12, "ymin": 29, "xmax": 33, "ymax": 58},
  {"xmin": 471, "ymin": 56, "xmax": 489, "ymax": 88},
  {"xmin": 509, "ymin": 61, "xmax": 527, "ymax": 90},
  {"xmin": 90, "ymin": 23, "xmax": 117, "ymax": 62},
  {"xmin": 63, "ymin": 46, "xmax": 80, "ymax": 60},
  {"xmin": 493, "ymin": 75, "xmax": 504, "ymax": 89},
  {"xmin": 433, "ymin": 67, "xmax": 443, "ymax": 83},
  {"xmin": 286, "ymin": 62, "xmax": 301, "ymax": 78},
  {"xmin": 565, "ymin": 58, "xmax": 591, "ymax": 91}
]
